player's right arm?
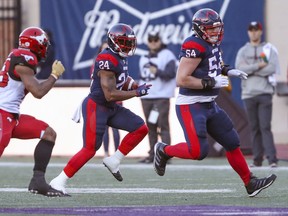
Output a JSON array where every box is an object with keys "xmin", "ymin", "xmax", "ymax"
[
  {"xmin": 177, "ymin": 37, "xmax": 228, "ymax": 90},
  {"xmin": 16, "ymin": 60, "xmax": 65, "ymax": 99},
  {"xmin": 176, "ymin": 57, "xmax": 203, "ymax": 89}
]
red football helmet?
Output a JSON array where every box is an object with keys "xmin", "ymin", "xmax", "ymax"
[
  {"xmin": 192, "ymin": 8, "xmax": 224, "ymax": 44},
  {"xmin": 107, "ymin": 23, "xmax": 137, "ymax": 57},
  {"xmin": 18, "ymin": 27, "xmax": 50, "ymax": 61}
]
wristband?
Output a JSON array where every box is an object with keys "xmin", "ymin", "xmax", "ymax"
[
  {"xmin": 50, "ymin": 73, "xmax": 58, "ymax": 80},
  {"xmin": 201, "ymin": 76, "xmax": 215, "ymax": 89},
  {"xmin": 221, "ymin": 65, "xmax": 232, "ymax": 76}
]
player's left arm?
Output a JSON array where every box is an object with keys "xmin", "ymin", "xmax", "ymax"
[{"xmin": 221, "ymin": 65, "xmax": 247, "ymax": 80}]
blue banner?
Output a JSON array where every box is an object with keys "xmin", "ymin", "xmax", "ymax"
[{"xmin": 40, "ymin": 0, "xmax": 264, "ymax": 103}]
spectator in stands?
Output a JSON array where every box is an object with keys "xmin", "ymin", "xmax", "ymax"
[
  {"xmin": 235, "ymin": 21, "xmax": 279, "ymax": 167},
  {"xmin": 138, "ymin": 31, "xmax": 177, "ymax": 163}
]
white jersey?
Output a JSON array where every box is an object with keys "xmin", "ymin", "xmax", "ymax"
[
  {"xmin": 0, "ymin": 77, "xmax": 26, "ymax": 114},
  {"xmin": 0, "ymin": 48, "xmax": 38, "ymax": 114}
]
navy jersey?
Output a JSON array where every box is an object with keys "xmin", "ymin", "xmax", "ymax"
[
  {"xmin": 179, "ymin": 35, "xmax": 224, "ymax": 97},
  {"xmin": 89, "ymin": 48, "xmax": 129, "ymax": 107}
]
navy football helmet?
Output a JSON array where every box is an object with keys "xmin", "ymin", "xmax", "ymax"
[
  {"xmin": 107, "ymin": 23, "xmax": 137, "ymax": 57},
  {"xmin": 192, "ymin": 8, "xmax": 224, "ymax": 44}
]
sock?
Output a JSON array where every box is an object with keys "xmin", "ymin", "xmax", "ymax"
[
  {"xmin": 113, "ymin": 150, "xmax": 125, "ymax": 161},
  {"xmin": 226, "ymin": 147, "xmax": 251, "ymax": 185},
  {"xmin": 165, "ymin": 142, "xmax": 197, "ymax": 159},
  {"xmin": 33, "ymin": 139, "xmax": 54, "ymax": 172},
  {"xmin": 118, "ymin": 124, "xmax": 148, "ymax": 155},
  {"xmin": 51, "ymin": 171, "xmax": 69, "ymax": 185},
  {"xmin": 32, "ymin": 170, "xmax": 45, "ymax": 178},
  {"xmin": 57, "ymin": 171, "xmax": 69, "ymax": 186},
  {"xmin": 64, "ymin": 148, "xmax": 95, "ymax": 178},
  {"xmin": 50, "ymin": 171, "xmax": 69, "ymax": 192},
  {"xmin": 29, "ymin": 170, "xmax": 49, "ymax": 192}
]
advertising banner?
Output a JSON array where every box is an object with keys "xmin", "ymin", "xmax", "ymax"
[{"xmin": 41, "ymin": 0, "xmax": 264, "ymax": 103}]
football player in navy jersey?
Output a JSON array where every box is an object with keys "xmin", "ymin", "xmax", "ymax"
[
  {"xmin": 153, "ymin": 8, "xmax": 277, "ymax": 197},
  {"xmin": 0, "ymin": 27, "xmax": 65, "ymax": 197},
  {"xmin": 50, "ymin": 23, "xmax": 151, "ymax": 195}
]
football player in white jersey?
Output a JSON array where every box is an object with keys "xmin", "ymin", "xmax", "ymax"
[{"xmin": 0, "ymin": 27, "xmax": 66, "ymax": 197}]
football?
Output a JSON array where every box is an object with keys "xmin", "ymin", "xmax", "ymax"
[{"xmin": 122, "ymin": 76, "xmax": 138, "ymax": 91}]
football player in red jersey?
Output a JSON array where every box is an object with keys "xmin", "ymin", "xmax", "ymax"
[
  {"xmin": 0, "ymin": 27, "xmax": 65, "ymax": 197},
  {"xmin": 153, "ymin": 8, "xmax": 277, "ymax": 197},
  {"xmin": 50, "ymin": 23, "xmax": 151, "ymax": 195}
]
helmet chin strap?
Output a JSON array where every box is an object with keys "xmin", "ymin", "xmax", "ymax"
[
  {"xmin": 108, "ymin": 46, "xmax": 118, "ymax": 54},
  {"xmin": 202, "ymin": 30, "xmax": 220, "ymax": 44},
  {"xmin": 119, "ymin": 52, "xmax": 128, "ymax": 58}
]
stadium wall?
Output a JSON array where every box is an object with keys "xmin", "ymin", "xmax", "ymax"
[
  {"xmin": 4, "ymin": 87, "xmax": 183, "ymax": 157},
  {"xmin": 4, "ymin": 0, "xmax": 288, "ymax": 157}
]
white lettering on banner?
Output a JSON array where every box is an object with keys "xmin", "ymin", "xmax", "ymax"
[{"xmin": 73, "ymin": 0, "xmax": 229, "ymax": 71}]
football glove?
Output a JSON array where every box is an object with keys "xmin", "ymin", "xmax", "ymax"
[
  {"xmin": 227, "ymin": 69, "xmax": 248, "ymax": 80},
  {"xmin": 201, "ymin": 75, "xmax": 229, "ymax": 89},
  {"xmin": 51, "ymin": 60, "xmax": 65, "ymax": 79},
  {"xmin": 221, "ymin": 65, "xmax": 247, "ymax": 80},
  {"xmin": 136, "ymin": 83, "xmax": 152, "ymax": 97},
  {"xmin": 214, "ymin": 75, "xmax": 229, "ymax": 88}
]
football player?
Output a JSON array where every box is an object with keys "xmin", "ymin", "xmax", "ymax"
[
  {"xmin": 0, "ymin": 27, "xmax": 65, "ymax": 197},
  {"xmin": 153, "ymin": 8, "xmax": 277, "ymax": 197},
  {"xmin": 50, "ymin": 23, "xmax": 151, "ymax": 195}
]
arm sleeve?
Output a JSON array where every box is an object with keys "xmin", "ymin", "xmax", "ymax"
[{"xmin": 156, "ymin": 60, "xmax": 176, "ymax": 81}]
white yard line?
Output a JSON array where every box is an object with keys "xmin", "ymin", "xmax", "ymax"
[
  {"xmin": 0, "ymin": 187, "xmax": 234, "ymax": 194},
  {"xmin": 0, "ymin": 162, "xmax": 287, "ymax": 170}
]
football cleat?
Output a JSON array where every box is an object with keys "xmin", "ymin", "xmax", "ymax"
[
  {"xmin": 153, "ymin": 142, "xmax": 172, "ymax": 176},
  {"xmin": 29, "ymin": 175, "xmax": 69, "ymax": 197},
  {"xmin": 103, "ymin": 156, "xmax": 123, "ymax": 182},
  {"xmin": 269, "ymin": 163, "xmax": 278, "ymax": 168},
  {"xmin": 49, "ymin": 176, "xmax": 70, "ymax": 197},
  {"xmin": 245, "ymin": 174, "xmax": 277, "ymax": 197},
  {"xmin": 29, "ymin": 186, "xmax": 70, "ymax": 197}
]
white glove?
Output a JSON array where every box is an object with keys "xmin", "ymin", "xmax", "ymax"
[
  {"xmin": 227, "ymin": 69, "xmax": 247, "ymax": 80},
  {"xmin": 214, "ymin": 75, "xmax": 229, "ymax": 88}
]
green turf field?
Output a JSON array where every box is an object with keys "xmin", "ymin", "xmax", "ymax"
[{"xmin": 0, "ymin": 156, "xmax": 287, "ymax": 211}]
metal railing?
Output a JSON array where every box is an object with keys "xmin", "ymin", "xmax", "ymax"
[{"xmin": 0, "ymin": 0, "xmax": 21, "ymax": 65}]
